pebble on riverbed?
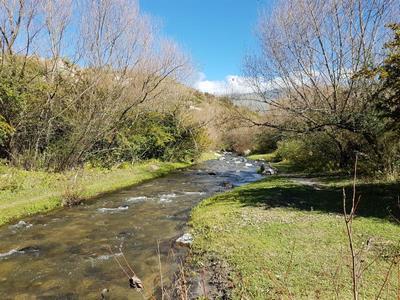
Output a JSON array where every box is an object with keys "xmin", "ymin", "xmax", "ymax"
[
  {"xmin": 9, "ymin": 220, "xmax": 32, "ymax": 229},
  {"xmin": 101, "ymin": 288, "xmax": 110, "ymax": 299},
  {"xmin": 176, "ymin": 233, "xmax": 193, "ymax": 247},
  {"xmin": 220, "ymin": 181, "xmax": 235, "ymax": 189}
]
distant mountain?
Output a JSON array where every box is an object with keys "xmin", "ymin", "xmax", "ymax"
[{"xmin": 226, "ymin": 90, "xmax": 280, "ymax": 111}]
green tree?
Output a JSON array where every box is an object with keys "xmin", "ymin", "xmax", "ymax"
[
  {"xmin": 373, "ymin": 24, "xmax": 400, "ymax": 175},
  {"xmin": 374, "ymin": 24, "xmax": 400, "ymax": 131}
]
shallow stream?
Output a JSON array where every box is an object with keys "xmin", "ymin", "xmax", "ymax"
[{"xmin": 0, "ymin": 154, "xmax": 262, "ymax": 299}]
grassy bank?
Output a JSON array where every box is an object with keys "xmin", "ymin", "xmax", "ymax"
[
  {"xmin": 0, "ymin": 160, "xmax": 188, "ymax": 226},
  {"xmin": 247, "ymin": 152, "xmax": 278, "ymax": 162},
  {"xmin": 190, "ymin": 175, "xmax": 400, "ymax": 298},
  {"xmin": 247, "ymin": 151, "xmax": 297, "ymax": 174},
  {"xmin": 0, "ymin": 152, "xmax": 218, "ymax": 226}
]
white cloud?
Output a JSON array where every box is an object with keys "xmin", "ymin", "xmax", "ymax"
[{"xmin": 193, "ymin": 74, "xmax": 255, "ymax": 95}]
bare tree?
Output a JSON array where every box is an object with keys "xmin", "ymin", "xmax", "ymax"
[
  {"xmin": 245, "ymin": 0, "xmax": 399, "ymax": 166},
  {"xmin": 0, "ymin": 0, "xmax": 43, "ymax": 70},
  {"xmin": 53, "ymin": 0, "xmax": 191, "ymax": 169}
]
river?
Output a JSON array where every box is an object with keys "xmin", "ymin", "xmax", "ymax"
[{"xmin": 0, "ymin": 153, "xmax": 262, "ymax": 299}]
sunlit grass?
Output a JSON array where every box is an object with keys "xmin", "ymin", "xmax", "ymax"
[
  {"xmin": 190, "ymin": 176, "xmax": 400, "ymax": 299},
  {"xmin": 247, "ymin": 151, "xmax": 278, "ymax": 162}
]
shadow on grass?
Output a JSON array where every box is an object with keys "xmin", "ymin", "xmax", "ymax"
[{"xmin": 234, "ymin": 177, "xmax": 400, "ymax": 221}]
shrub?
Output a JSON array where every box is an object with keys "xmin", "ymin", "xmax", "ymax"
[
  {"xmin": 62, "ymin": 176, "xmax": 85, "ymax": 207},
  {"xmin": 276, "ymin": 134, "xmax": 341, "ymax": 172},
  {"xmin": 0, "ymin": 116, "xmax": 13, "ymax": 156},
  {"xmin": 380, "ymin": 131, "xmax": 400, "ymax": 178},
  {"xmin": 90, "ymin": 111, "xmax": 209, "ymax": 167},
  {"xmin": 254, "ymin": 128, "xmax": 282, "ymax": 154},
  {"xmin": 221, "ymin": 126, "xmax": 259, "ymax": 154}
]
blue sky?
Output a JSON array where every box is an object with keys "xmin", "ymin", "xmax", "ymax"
[{"xmin": 140, "ymin": 0, "xmax": 274, "ymax": 94}]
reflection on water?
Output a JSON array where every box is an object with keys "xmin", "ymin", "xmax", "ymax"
[{"xmin": 0, "ymin": 154, "xmax": 262, "ymax": 299}]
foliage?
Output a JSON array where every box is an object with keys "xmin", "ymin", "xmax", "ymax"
[
  {"xmin": 253, "ymin": 128, "xmax": 281, "ymax": 154},
  {"xmin": 371, "ymin": 24, "xmax": 400, "ymax": 177},
  {"xmin": 220, "ymin": 126, "xmax": 260, "ymax": 154},
  {"xmin": 0, "ymin": 116, "xmax": 13, "ymax": 148},
  {"xmin": 374, "ymin": 24, "xmax": 400, "ymax": 132},
  {"xmin": 379, "ymin": 131, "xmax": 400, "ymax": 176},
  {"xmin": 274, "ymin": 134, "xmax": 340, "ymax": 172},
  {"xmin": 89, "ymin": 111, "xmax": 209, "ymax": 167}
]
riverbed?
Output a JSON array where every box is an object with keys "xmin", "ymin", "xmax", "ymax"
[{"xmin": 0, "ymin": 154, "xmax": 262, "ymax": 299}]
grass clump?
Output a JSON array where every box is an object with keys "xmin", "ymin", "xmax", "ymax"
[{"xmin": 190, "ymin": 176, "xmax": 400, "ymax": 299}]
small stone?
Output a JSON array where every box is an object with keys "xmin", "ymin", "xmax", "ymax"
[
  {"xmin": 101, "ymin": 288, "xmax": 110, "ymax": 299},
  {"xmin": 176, "ymin": 233, "xmax": 193, "ymax": 247},
  {"xmin": 129, "ymin": 276, "xmax": 143, "ymax": 290},
  {"xmin": 221, "ymin": 181, "xmax": 234, "ymax": 189},
  {"xmin": 9, "ymin": 220, "xmax": 32, "ymax": 229},
  {"xmin": 260, "ymin": 163, "xmax": 277, "ymax": 175}
]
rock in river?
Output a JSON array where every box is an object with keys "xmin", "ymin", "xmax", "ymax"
[
  {"xmin": 9, "ymin": 220, "xmax": 32, "ymax": 230},
  {"xmin": 176, "ymin": 233, "xmax": 193, "ymax": 247}
]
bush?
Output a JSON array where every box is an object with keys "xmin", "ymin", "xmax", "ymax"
[
  {"xmin": 254, "ymin": 128, "xmax": 282, "ymax": 154},
  {"xmin": 89, "ymin": 111, "xmax": 209, "ymax": 167},
  {"xmin": 276, "ymin": 134, "xmax": 341, "ymax": 172},
  {"xmin": 0, "ymin": 116, "xmax": 13, "ymax": 151},
  {"xmin": 380, "ymin": 131, "xmax": 400, "ymax": 177},
  {"xmin": 221, "ymin": 126, "xmax": 259, "ymax": 154}
]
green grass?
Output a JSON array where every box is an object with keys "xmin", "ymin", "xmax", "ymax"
[
  {"xmin": 0, "ymin": 160, "xmax": 190, "ymax": 226},
  {"xmin": 247, "ymin": 151, "xmax": 278, "ymax": 162},
  {"xmin": 190, "ymin": 176, "xmax": 400, "ymax": 299}
]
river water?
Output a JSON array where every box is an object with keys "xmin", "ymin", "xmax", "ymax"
[{"xmin": 0, "ymin": 154, "xmax": 262, "ymax": 299}]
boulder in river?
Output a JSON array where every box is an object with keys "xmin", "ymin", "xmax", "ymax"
[
  {"xmin": 259, "ymin": 163, "xmax": 277, "ymax": 175},
  {"xmin": 176, "ymin": 233, "xmax": 193, "ymax": 247},
  {"xmin": 220, "ymin": 181, "xmax": 235, "ymax": 189}
]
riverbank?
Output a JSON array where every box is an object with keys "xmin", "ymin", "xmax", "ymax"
[
  {"xmin": 0, "ymin": 152, "xmax": 218, "ymax": 227},
  {"xmin": 189, "ymin": 170, "xmax": 400, "ymax": 298}
]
